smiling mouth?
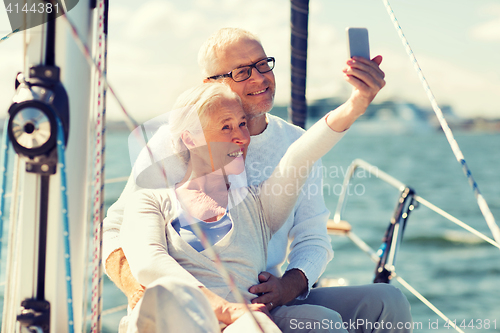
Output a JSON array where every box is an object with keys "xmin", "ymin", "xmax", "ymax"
[
  {"xmin": 248, "ymin": 88, "xmax": 267, "ymax": 96},
  {"xmin": 227, "ymin": 150, "xmax": 243, "ymax": 158}
]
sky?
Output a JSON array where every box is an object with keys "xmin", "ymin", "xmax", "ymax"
[{"xmin": 1, "ymin": 0, "xmax": 499, "ymax": 122}]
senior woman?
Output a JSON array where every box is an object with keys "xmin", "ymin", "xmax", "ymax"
[{"xmin": 120, "ymin": 82, "xmax": 360, "ymax": 333}]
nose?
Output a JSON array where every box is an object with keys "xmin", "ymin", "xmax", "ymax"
[
  {"xmin": 233, "ymin": 127, "xmax": 250, "ymax": 147},
  {"xmin": 248, "ymin": 67, "xmax": 265, "ymax": 83}
]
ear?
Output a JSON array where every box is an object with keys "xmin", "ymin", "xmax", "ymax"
[{"xmin": 180, "ymin": 131, "xmax": 196, "ymax": 149}]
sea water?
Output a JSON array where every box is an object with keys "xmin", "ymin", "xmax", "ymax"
[{"xmin": 1, "ymin": 126, "xmax": 499, "ymax": 332}]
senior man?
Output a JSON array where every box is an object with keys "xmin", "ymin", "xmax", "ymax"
[{"xmin": 104, "ymin": 28, "xmax": 412, "ymax": 332}]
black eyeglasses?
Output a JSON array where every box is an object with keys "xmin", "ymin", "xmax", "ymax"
[{"xmin": 207, "ymin": 57, "xmax": 275, "ymax": 82}]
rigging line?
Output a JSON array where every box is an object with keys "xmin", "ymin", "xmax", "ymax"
[
  {"xmin": 59, "ymin": 1, "xmax": 175, "ymax": 204},
  {"xmin": 100, "ymin": 304, "xmax": 127, "ymax": 317},
  {"xmin": 58, "ymin": 8, "xmax": 168, "ymax": 218},
  {"xmin": 172, "ymin": 164, "xmax": 269, "ymax": 332},
  {"xmin": 1, "ymin": 155, "xmax": 21, "ymax": 333},
  {"xmin": 347, "ymin": 231, "xmax": 465, "ymax": 333},
  {"xmin": 91, "ymin": 0, "xmax": 108, "ymax": 331},
  {"xmin": 415, "ymin": 195, "xmax": 500, "ymax": 249},
  {"xmin": 0, "ymin": 28, "xmax": 21, "ymax": 45},
  {"xmin": 57, "ymin": 117, "xmax": 75, "ymax": 333},
  {"xmin": 184, "ymin": 191, "xmax": 266, "ymax": 333},
  {"xmin": 381, "ymin": 0, "xmax": 500, "ymax": 247},
  {"xmin": 104, "ymin": 176, "xmax": 129, "ymax": 184},
  {"xmin": 0, "ymin": 119, "xmax": 10, "ymax": 265},
  {"xmin": 60, "ymin": 7, "xmax": 258, "ymax": 331},
  {"xmin": 394, "ymin": 276, "xmax": 464, "ymax": 333},
  {"xmin": 56, "ymin": 13, "xmax": 139, "ymax": 132}
]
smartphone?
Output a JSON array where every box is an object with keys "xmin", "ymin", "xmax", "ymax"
[{"xmin": 346, "ymin": 27, "xmax": 370, "ymax": 60}]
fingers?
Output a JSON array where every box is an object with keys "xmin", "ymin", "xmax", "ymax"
[
  {"xmin": 357, "ymin": 55, "xmax": 384, "ymax": 75},
  {"xmin": 249, "ymin": 281, "xmax": 271, "ymax": 295},
  {"xmin": 250, "ymin": 303, "xmax": 273, "ymax": 319},
  {"xmin": 371, "ymin": 55, "xmax": 383, "ymax": 66},
  {"xmin": 258, "ymin": 271, "xmax": 271, "ymax": 283},
  {"xmin": 251, "ymin": 294, "xmax": 277, "ymax": 313},
  {"xmin": 251, "ymin": 291, "xmax": 273, "ymax": 305},
  {"xmin": 249, "ymin": 271, "xmax": 273, "ymax": 294},
  {"xmin": 343, "ymin": 56, "xmax": 386, "ymax": 101},
  {"xmin": 129, "ymin": 287, "xmax": 145, "ymax": 310},
  {"xmin": 249, "ymin": 272, "xmax": 282, "ymax": 312},
  {"xmin": 344, "ymin": 57, "xmax": 385, "ymax": 85}
]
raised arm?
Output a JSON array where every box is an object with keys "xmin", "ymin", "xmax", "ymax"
[
  {"xmin": 259, "ymin": 117, "xmax": 346, "ymax": 233},
  {"xmin": 261, "ymin": 55, "xmax": 385, "ymax": 232},
  {"xmin": 250, "ymin": 56, "xmax": 385, "ymax": 308}
]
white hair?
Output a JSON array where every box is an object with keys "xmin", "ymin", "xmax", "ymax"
[
  {"xmin": 198, "ymin": 27, "xmax": 261, "ymax": 78},
  {"xmin": 168, "ymin": 82, "xmax": 241, "ymax": 164}
]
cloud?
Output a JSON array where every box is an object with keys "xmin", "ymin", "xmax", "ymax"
[
  {"xmin": 4, "ymin": 0, "xmax": 497, "ymax": 122},
  {"xmin": 470, "ymin": 19, "xmax": 500, "ymax": 42},
  {"xmin": 106, "ymin": 0, "xmax": 291, "ymax": 121},
  {"xmin": 470, "ymin": 3, "xmax": 500, "ymax": 42},
  {"xmin": 125, "ymin": 1, "xmax": 206, "ymax": 40},
  {"xmin": 375, "ymin": 50, "xmax": 500, "ymax": 118}
]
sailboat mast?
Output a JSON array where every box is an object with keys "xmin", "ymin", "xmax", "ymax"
[
  {"xmin": 1, "ymin": 1, "xmax": 94, "ymax": 332},
  {"xmin": 289, "ymin": 0, "xmax": 309, "ymax": 129}
]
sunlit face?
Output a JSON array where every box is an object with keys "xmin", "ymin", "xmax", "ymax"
[
  {"xmin": 190, "ymin": 97, "xmax": 250, "ymax": 176},
  {"xmin": 214, "ymin": 37, "xmax": 276, "ymax": 118}
]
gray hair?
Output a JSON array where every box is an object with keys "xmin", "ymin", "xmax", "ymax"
[
  {"xmin": 169, "ymin": 82, "xmax": 242, "ymax": 164},
  {"xmin": 198, "ymin": 27, "xmax": 261, "ymax": 78}
]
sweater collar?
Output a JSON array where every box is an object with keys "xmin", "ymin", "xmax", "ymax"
[{"xmin": 249, "ymin": 114, "xmax": 274, "ymax": 147}]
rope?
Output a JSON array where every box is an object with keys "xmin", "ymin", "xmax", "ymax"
[
  {"xmin": 415, "ymin": 195, "xmax": 500, "ymax": 249},
  {"xmin": 394, "ymin": 275, "xmax": 464, "ymax": 333},
  {"xmin": 347, "ymin": 231, "xmax": 464, "ymax": 333},
  {"xmin": 0, "ymin": 28, "xmax": 21, "ymax": 45},
  {"xmin": 104, "ymin": 176, "xmax": 129, "ymax": 184},
  {"xmin": 56, "ymin": 118, "xmax": 75, "ymax": 333},
  {"xmin": 90, "ymin": 1, "xmax": 108, "ymax": 331},
  {"xmin": 57, "ymin": 6, "xmax": 262, "ymax": 332},
  {"xmin": 57, "ymin": 13, "xmax": 139, "ymax": 131},
  {"xmin": 381, "ymin": 0, "xmax": 500, "ymax": 247},
  {"xmin": 100, "ymin": 304, "xmax": 127, "ymax": 317},
  {"xmin": 0, "ymin": 119, "xmax": 10, "ymax": 267},
  {"xmin": 184, "ymin": 194, "xmax": 267, "ymax": 333},
  {"xmin": 1, "ymin": 155, "xmax": 21, "ymax": 333}
]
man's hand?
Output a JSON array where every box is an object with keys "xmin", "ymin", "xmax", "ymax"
[
  {"xmin": 129, "ymin": 285, "xmax": 146, "ymax": 310},
  {"xmin": 105, "ymin": 248, "xmax": 145, "ymax": 309},
  {"xmin": 248, "ymin": 269, "xmax": 308, "ymax": 311}
]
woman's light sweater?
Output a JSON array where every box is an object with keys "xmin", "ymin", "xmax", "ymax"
[{"xmin": 120, "ymin": 117, "xmax": 345, "ymax": 302}]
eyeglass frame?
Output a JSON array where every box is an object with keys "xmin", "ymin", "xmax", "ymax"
[{"xmin": 206, "ymin": 57, "xmax": 275, "ymax": 82}]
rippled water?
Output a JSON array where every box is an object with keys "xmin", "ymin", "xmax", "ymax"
[{"xmin": 319, "ymin": 129, "xmax": 500, "ymax": 332}]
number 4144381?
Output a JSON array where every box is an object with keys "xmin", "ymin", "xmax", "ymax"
[
  {"xmin": 445, "ymin": 319, "xmax": 497, "ymax": 330},
  {"xmin": 5, "ymin": 2, "xmax": 59, "ymax": 14}
]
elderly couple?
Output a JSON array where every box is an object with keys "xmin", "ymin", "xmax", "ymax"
[{"xmin": 103, "ymin": 28, "xmax": 413, "ymax": 332}]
